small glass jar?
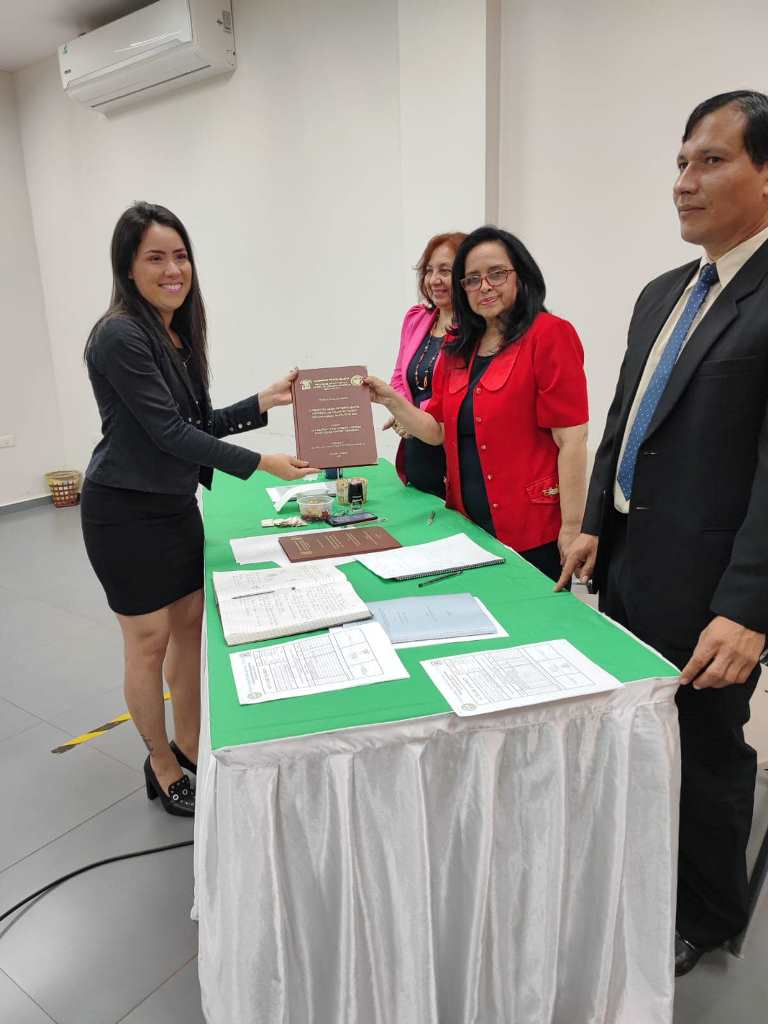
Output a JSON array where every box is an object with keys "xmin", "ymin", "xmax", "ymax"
[{"xmin": 298, "ymin": 493, "xmax": 334, "ymax": 522}]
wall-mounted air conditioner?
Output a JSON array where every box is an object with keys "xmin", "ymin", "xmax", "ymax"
[{"xmin": 58, "ymin": 0, "xmax": 235, "ymax": 115}]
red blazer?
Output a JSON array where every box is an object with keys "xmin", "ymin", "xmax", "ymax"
[{"xmin": 425, "ymin": 312, "xmax": 588, "ymax": 552}]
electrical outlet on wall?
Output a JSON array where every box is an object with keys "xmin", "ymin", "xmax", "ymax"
[{"xmin": 0, "ymin": 434, "xmax": 16, "ymax": 448}]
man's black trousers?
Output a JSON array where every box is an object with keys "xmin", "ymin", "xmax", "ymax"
[{"xmin": 599, "ymin": 509, "xmax": 759, "ymax": 949}]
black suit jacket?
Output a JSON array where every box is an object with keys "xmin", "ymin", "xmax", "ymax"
[
  {"xmin": 583, "ymin": 239, "xmax": 768, "ymax": 652},
  {"xmin": 85, "ymin": 316, "xmax": 268, "ymax": 494}
]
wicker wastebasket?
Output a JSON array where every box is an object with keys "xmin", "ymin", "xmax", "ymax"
[{"xmin": 45, "ymin": 470, "xmax": 82, "ymax": 508}]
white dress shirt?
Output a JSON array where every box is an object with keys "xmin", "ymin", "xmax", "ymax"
[{"xmin": 613, "ymin": 223, "xmax": 768, "ymax": 513}]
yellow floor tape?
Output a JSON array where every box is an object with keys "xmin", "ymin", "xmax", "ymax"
[{"xmin": 51, "ymin": 692, "xmax": 172, "ymax": 754}]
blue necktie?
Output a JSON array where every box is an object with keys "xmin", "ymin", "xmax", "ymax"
[{"xmin": 617, "ymin": 261, "xmax": 719, "ymax": 502}]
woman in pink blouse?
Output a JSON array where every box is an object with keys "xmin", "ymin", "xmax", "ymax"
[{"xmin": 389, "ymin": 231, "xmax": 466, "ymax": 496}]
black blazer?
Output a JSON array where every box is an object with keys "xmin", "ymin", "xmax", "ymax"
[
  {"xmin": 85, "ymin": 315, "xmax": 268, "ymax": 494},
  {"xmin": 584, "ymin": 239, "xmax": 768, "ymax": 651}
]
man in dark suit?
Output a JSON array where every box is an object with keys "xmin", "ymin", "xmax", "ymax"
[{"xmin": 557, "ymin": 90, "xmax": 768, "ymax": 976}]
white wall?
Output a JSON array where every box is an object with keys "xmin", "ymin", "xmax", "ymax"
[
  {"xmin": 9, "ymin": 0, "xmax": 496, "ymax": 498},
  {"xmin": 0, "ymin": 72, "xmax": 65, "ymax": 504},
  {"xmin": 499, "ymin": 0, "xmax": 768, "ymax": 444},
  {"xmin": 397, "ymin": 0, "xmax": 496, "ymax": 294},
  {"xmin": 8, "ymin": 0, "xmax": 768, "ymax": 503}
]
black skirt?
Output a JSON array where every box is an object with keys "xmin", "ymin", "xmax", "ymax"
[
  {"xmin": 403, "ymin": 436, "xmax": 446, "ymax": 498},
  {"xmin": 80, "ymin": 478, "xmax": 204, "ymax": 616}
]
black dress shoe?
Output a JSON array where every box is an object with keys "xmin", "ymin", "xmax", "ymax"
[
  {"xmin": 170, "ymin": 740, "xmax": 197, "ymax": 774},
  {"xmin": 144, "ymin": 756, "xmax": 195, "ymax": 817},
  {"xmin": 675, "ymin": 930, "xmax": 704, "ymax": 977}
]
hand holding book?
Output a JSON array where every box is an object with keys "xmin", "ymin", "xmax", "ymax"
[
  {"xmin": 258, "ymin": 453, "xmax": 320, "ymax": 481},
  {"xmin": 257, "ymin": 367, "xmax": 299, "ymax": 411}
]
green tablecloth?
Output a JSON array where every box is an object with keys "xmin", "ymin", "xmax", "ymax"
[{"xmin": 203, "ymin": 460, "xmax": 677, "ymax": 750}]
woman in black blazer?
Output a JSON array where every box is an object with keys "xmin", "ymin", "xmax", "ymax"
[{"xmin": 81, "ymin": 202, "xmax": 316, "ymax": 816}]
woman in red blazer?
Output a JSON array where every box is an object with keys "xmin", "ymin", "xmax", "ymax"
[
  {"xmin": 388, "ymin": 231, "xmax": 466, "ymax": 496},
  {"xmin": 368, "ymin": 226, "xmax": 588, "ymax": 581}
]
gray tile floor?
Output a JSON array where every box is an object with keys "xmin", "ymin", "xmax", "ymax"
[
  {"xmin": 0, "ymin": 504, "xmax": 200, "ymax": 1024},
  {"xmin": 0, "ymin": 502, "xmax": 765, "ymax": 1023}
]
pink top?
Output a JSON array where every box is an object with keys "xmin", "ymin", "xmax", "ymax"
[
  {"xmin": 389, "ymin": 304, "xmax": 439, "ymax": 403},
  {"xmin": 389, "ymin": 304, "xmax": 441, "ymax": 483}
]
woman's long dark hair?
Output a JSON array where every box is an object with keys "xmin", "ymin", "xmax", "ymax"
[
  {"xmin": 445, "ymin": 225, "xmax": 546, "ymax": 365},
  {"xmin": 85, "ymin": 201, "xmax": 209, "ymax": 386}
]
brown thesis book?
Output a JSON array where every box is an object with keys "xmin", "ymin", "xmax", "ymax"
[
  {"xmin": 279, "ymin": 526, "xmax": 401, "ymax": 563},
  {"xmin": 292, "ymin": 366, "xmax": 378, "ymax": 468}
]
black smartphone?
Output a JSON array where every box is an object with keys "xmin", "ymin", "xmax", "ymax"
[{"xmin": 327, "ymin": 511, "xmax": 378, "ymax": 527}]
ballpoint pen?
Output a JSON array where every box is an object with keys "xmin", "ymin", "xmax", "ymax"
[
  {"xmin": 232, "ymin": 586, "xmax": 296, "ymax": 600},
  {"xmin": 426, "ymin": 510, "xmax": 436, "ymax": 526},
  {"xmin": 418, "ymin": 570, "xmax": 463, "ymax": 588}
]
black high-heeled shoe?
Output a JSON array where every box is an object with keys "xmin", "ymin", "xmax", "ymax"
[
  {"xmin": 169, "ymin": 740, "xmax": 197, "ymax": 774},
  {"xmin": 144, "ymin": 756, "xmax": 195, "ymax": 817}
]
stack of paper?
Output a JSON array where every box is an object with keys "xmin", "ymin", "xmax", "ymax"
[
  {"xmin": 212, "ymin": 564, "xmax": 371, "ymax": 646},
  {"xmin": 363, "ymin": 593, "xmax": 507, "ymax": 647}
]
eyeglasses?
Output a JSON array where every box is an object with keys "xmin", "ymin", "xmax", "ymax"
[
  {"xmin": 425, "ymin": 267, "xmax": 452, "ymax": 281},
  {"xmin": 460, "ymin": 267, "xmax": 515, "ymax": 291}
]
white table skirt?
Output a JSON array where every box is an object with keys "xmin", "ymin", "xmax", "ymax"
[{"xmin": 193, "ymin": 623, "xmax": 680, "ymax": 1024}]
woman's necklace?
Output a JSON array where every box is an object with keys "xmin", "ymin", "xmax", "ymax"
[
  {"xmin": 174, "ymin": 338, "xmax": 192, "ymax": 369},
  {"xmin": 413, "ymin": 309, "xmax": 451, "ymax": 390},
  {"xmin": 431, "ymin": 309, "xmax": 452, "ymax": 337},
  {"xmin": 478, "ymin": 324, "xmax": 504, "ymax": 357},
  {"xmin": 413, "ymin": 337, "xmax": 440, "ymax": 391},
  {"xmin": 169, "ymin": 336, "xmax": 202, "ymax": 418}
]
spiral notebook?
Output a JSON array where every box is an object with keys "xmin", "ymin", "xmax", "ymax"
[
  {"xmin": 212, "ymin": 564, "xmax": 371, "ymax": 645},
  {"xmin": 356, "ymin": 533, "xmax": 505, "ymax": 581}
]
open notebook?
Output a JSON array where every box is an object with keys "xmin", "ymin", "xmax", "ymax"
[
  {"xmin": 357, "ymin": 533, "xmax": 505, "ymax": 581},
  {"xmin": 212, "ymin": 564, "xmax": 371, "ymax": 646}
]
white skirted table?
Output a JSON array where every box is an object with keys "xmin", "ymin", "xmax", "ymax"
[{"xmin": 192, "ymin": 464, "xmax": 680, "ymax": 1024}]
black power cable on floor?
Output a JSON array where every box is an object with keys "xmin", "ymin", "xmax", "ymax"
[{"xmin": 0, "ymin": 839, "xmax": 194, "ymax": 926}]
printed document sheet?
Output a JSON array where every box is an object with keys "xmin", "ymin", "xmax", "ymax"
[
  {"xmin": 229, "ymin": 621, "xmax": 409, "ymax": 704},
  {"xmin": 421, "ymin": 639, "xmax": 620, "ymax": 716}
]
